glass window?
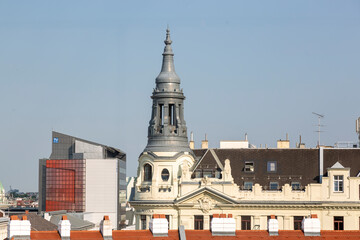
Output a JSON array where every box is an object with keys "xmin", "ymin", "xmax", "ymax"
[
  {"xmin": 203, "ymin": 170, "xmax": 213, "ymax": 178},
  {"xmin": 194, "ymin": 215, "xmax": 203, "ymax": 230},
  {"xmin": 215, "ymin": 170, "xmax": 222, "ymax": 179},
  {"xmin": 141, "ymin": 215, "xmax": 146, "ymax": 230},
  {"xmin": 144, "ymin": 164, "xmax": 152, "ymax": 182},
  {"xmin": 291, "ymin": 182, "xmax": 301, "ymax": 190},
  {"xmin": 244, "ymin": 162, "xmax": 254, "ymax": 172},
  {"xmin": 334, "ymin": 216, "xmax": 344, "ymax": 230},
  {"xmin": 244, "ymin": 182, "xmax": 253, "ymax": 190},
  {"xmin": 334, "ymin": 175, "xmax": 343, "ymax": 192},
  {"xmin": 194, "ymin": 170, "xmax": 202, "ymax": 178},
  {"xmin": 241, "ymin": 216, "xmax": 251, "ymax": 230},
  {"xmin": 294, "ymin": 216, "xmax": 304, "ymax": 230},
  {"xmin": 161, "ymin": 169, "xmax": 170, "ymax": 181},
  {"xmin": 269, "ymin": 182, "xmax": 279, "ymax": 190},
  {"xmin": 267, "ymin": 161, "xmax": 277, "ymax": 172}
]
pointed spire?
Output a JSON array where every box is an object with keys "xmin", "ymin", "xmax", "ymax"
[{"xmin": 156, "ymin": 28, "xmax": 180, "ymax": 90}]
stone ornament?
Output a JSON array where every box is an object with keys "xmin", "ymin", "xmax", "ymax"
[
  {"xmin": 223, "ymin": 159, "xmax": 233, "ymax": 181},
  {"xmin": 198, "ymin": 196, "xmax": 214, "ymax": 213}
]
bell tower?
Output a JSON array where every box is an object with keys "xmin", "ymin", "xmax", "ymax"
[
  {"xmin": 145, "ymin": 28, "xmax": 191, "ymax": 153},
  {"xmin": 133, "ymin": 28, "xmax": 197, "ymax": 230}
]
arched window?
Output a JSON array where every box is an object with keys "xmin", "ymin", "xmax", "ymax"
[
  {"xmin": 161, "ymin": 169, "xmax": 170, "ymax": 181},
  {"xmin": 144, "ymin": 164, "xmax": 152, "ymax": 182}
]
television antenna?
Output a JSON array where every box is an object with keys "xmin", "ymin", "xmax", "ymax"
[{"xmin": 312, "ymin": 112, "xmax": 324, "ymax": 147}]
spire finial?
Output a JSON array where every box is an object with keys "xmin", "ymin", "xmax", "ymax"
[{"xmin": 164, "ymin": 27, "xmax": 172, "ymax": 45}]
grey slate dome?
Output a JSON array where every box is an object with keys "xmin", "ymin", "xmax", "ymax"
[
  {"xmin": 144, "ymin": 28, "xmax": 191, "ymax": 153},
  {"xmin": 155, "ymin": 28, "xmax": 181, "ymax": 92}
]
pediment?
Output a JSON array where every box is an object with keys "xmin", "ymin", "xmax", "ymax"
[{"xmin": 175, "ymin": 187, "xmax": 237, "ymax": 206}]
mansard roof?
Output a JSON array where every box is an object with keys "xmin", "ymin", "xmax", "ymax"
[{"xmin": 192, "ymin": 148, "xmax": 360, "ymax": 188}]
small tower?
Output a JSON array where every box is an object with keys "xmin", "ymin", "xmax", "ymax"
[{"xmin": 145, "ymin": 28, "xmax": 191, "ymax": 153}]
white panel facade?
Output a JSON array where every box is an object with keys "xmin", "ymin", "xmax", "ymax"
[{"xmin": 85, "ymin": 159, "xmax": 118, "ymax": 229}]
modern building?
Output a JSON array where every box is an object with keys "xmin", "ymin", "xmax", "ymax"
[
  {"xmin": 39, "ymin": 131, "xmax": 126, "ymax": 229},
  {"xmin": 130, "ymin": 29, "xmax": 360, "ymax": 231}
]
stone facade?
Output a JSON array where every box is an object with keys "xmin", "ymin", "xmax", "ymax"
[{"xmin": 131, "ymin": 29, "xmax": 360, "ymax": 231}]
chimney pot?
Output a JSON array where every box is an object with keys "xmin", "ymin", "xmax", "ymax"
[
  {"xmin": 100, "ymin": 215, "xmax": 112, "ymax": 238},
  {"xmin": 149, "ymin": 213, "xmax": 168, "ymax": 237},
  {"xmin": 58, "ymin": 215, "xmax": 71, "ymax": 239},
  {"xmin": 302, "ymin": 215, "xmax": 321, "ymax": 236},
  {"xmin": 267, "ymin": 216, "xmax": 279, "ymax": 236},
  {"xmin": 8, "ymin": 214, "xmax": 31, "ymax": 239}
]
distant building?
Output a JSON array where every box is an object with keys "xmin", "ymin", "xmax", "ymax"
[
  {"xmin": 38, "ymin": 131, "xmax": 126, "ymax": 229},
  {"xmin": 0, "ymin": 182, "xmax": 5, "ymax": 204}
]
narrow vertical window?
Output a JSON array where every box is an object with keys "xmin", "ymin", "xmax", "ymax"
[
  {"xmin": 141, "ymin": 215, "xmax": 146, "ymax": 230},
  {"xmin": 159, "ymin": 104, "xmax": 164, "ymax": 125},
  {"xmin": 334, "ymin": 216, "xmax": 344, "ymax": 230},
  {"xmin": 165, "ymin": 215, "xmax": 170, "ymax": 230},
  {"xmin": 334, "ymin": 175, "xmax": 344, "ymax": 192},
  {"xmin": 144, "ymin": 164, "xmax": 152, "ymax": 182},
  {"xmin": 169, "ymin": 104, "xmax": 175, "ymax": 125}
]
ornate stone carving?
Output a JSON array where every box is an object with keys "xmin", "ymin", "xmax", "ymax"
[
  {"xmin": 198, "ymin": 196, "xmax": 214, "ymax": 213},
  {"xmin": 223, "ymin": 159, "xmax": 233, "ymax": 182},
  {"xmin": 136, "ymin": 209, "xmax": 154, "ymax": 214},
  {"xmin": 181, "ymin": 161, "xmax": 190, "ymax": 180},
  {"xmin": 201, "ymin": 176, "xmax": 211, "ymax": 185}
]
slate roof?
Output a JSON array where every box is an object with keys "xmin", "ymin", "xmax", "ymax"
[
  {"xmin": 15, "ymin": 213, "xmax": 57, "ymax": 231},
  {"xmin": 192, "ymin": 148, "xmax": 319, "ymax": 188},
  {"xmin": 49, "ymin": 212, "xmax": 95, "ymax": 231},
  {"xmin": 192, "ymin": 148, "xmax": 360, "ymax": 189}
]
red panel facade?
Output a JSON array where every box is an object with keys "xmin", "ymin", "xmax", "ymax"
[{"xmin": 45, "ymin": 160, "xmax": 85, "ymax": 212}]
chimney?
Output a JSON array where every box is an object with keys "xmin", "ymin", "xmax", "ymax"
[
  {"xmin": 201, "ymin": 134, "xmax": 208, "ymax": 149},
  {"xmin": 100, "ymin": 216, "xmax": 112, "ymax": 239},
  {"xmin": 302, "ymin": 214, "xmax": 320, "ymax": 236},
  {"xmin": 58, "ymin": 215, "xmax": 71, "ymax": 240},
  {"xmin": 211, "ymin": 213, "xmax": 235, "ymax": 236},
  {"xmin": 8, "ymin": 215, "xmax": 31, "ymax": 240},
  {"xmin": 277, "ymin": 134, "xmax": 290, "ymax": 149},
  {"xmin": 149, "ymin": 214, "xmax": 168, "ymax": 237},
  {"xmin": 189, "ymin": 131, "xmax": 195, "ymax": 149},
  {"xmin": 245, "ymin": 133, "xmax": 248, "ymax": 141},
  {"xmin": 267, "ymin": 215, "xmax": 278, "ymax": 236}
]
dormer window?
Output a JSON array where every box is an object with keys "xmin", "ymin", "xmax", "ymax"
[
  {"xmin": 244, "ymin": 162, "xmax": 254, "ymax": 172},
  {"xmin": 267, "ymin": 161, "xmax": 277, "ymax": 172},
  {"xmin": 334, "ymin": 175, "xmax": 343, "ymax": 192}
]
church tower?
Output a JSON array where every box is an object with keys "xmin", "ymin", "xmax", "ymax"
[
  {"xmin": 134, "ymin": 29, "xmax": 196, "ymax": 214},
  {"xmin": 145, "ymin": 28, "xmax": 191, "ymax": 153}
]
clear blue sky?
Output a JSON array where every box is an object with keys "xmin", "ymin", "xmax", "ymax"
[{"xmin": 0, "ymin": 1, "xmax": 359, "ymax": 192}]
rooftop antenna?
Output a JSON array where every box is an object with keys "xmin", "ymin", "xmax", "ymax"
[
  {"xmin": 312, "ymin": 112, "xmax": 324, "ymax": 147},
  {"xmin": 356, "ymin": 117, "xmax": 360, "ymax": 148}
]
